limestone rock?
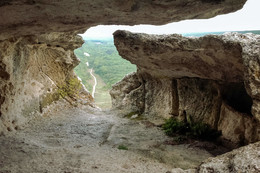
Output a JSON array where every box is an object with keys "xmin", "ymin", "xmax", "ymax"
[
  {"xmin": 110, "ymin": 72, "xmax": 178, "ymax": 119},
  {"xmin": 111, "ymin": 31, "xmax": 260, "ymax": 145},
  {"xmin": 110, "ymin": 72, "xmax": 144, "ymax": 115},
  {"xmin": 0, "ymin": 0, "xmax": 246, "ymax": 40},
  {"xmin": 113, "ymin": 30, "xmax": 244, "ymax": 82},
  {"xmin": 171, "ymin": 168, "xmax": 196, "ymax": 173},
  {"xmin": 198, "ymin": 141, "xmax": 260, "ymax": 173},
  {"xmin": 218, "ymin": 103, "xmax": 259, "ymax": 146},
  {"xmin": 177, "ymin": 78, "xmax": 221, "ymax": 127},
  {"xmin": 0, "ymin": 32, "xmax": 92, "ymax": 135},
  {"xmin": 0, "ymin": 0, "xmax": 246, "ymax": 135},
  {"xmin": 142, "ymin": 73, "xmax": 177, "ymax": 119}
]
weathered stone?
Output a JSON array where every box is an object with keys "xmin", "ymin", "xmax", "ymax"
[
  {"xmin": 0, "ymin": 32, "xmax": 92, "ymax": 135},
  {"xmin": 113, "ymin": 30, "xmax": 244, "ymax": 82},
  {"xmin": 198, "ymin": 141, "xmax": 260, "ymax": 173},
  {"xmin": 110, "ymin": 72, "xmax": 144, "ymax": 115},
  {"xmin": 142, "ymin": 73, "xmax": 177, "ymax": 119},
  {"xmin": 218, "ymin": 103, "xmax": 258, "ymax": 146},
  {"xmin": 111, "ymin": 31, "xmax": 260, "ymax": 145},
  {"xmin": 0, "ymin": 0, "xmax": 246, "ymax": 40},
  {"xmin": 111, "ymin": 72, "xmax": 179, "ymax": 119},
  {"xmin": 177, "ymin": 78, "xmax": 221, "ymax": 127},
  {"xmin": 0, "ymin": 0, "xmax": 246, "ymax": 135},
  {"xmin": 171, "ymin": 168, "xmax": 196, "ymax": 173}
]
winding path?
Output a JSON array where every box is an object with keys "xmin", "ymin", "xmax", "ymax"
[{"xmin": 90, "ymin": 68, "xmax": 97, "ymax": 98}]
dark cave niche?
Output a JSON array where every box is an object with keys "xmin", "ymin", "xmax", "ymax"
[{"xmin": 222, "ymin": 82, "xmax": 253, "ymax": 115}]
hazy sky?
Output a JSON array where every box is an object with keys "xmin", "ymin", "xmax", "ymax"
[{"xmin": 81, "ymin": 0, "xmax": 260, "ymax": 39}]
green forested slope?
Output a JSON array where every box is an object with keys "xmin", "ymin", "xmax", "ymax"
[
  {"xmin": 74, "ymin": 39, "xmax": 136, "ymax": 91},
  {"xmin": 74, "ymin": 49, "xmax": 92, "ymax": 91}
]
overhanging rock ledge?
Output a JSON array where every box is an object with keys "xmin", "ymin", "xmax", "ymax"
[{"xmin": 111, "ymin": 30, "xmax": 260, "ymax": 146}]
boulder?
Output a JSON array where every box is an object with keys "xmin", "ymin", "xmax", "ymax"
[
  {"xmin": 198, "ymin": 141, "xmax": 260, "ymax": 173},
  {"xmin": 110, "ymin": 72, "xmax": 144, "ymax": 115}
]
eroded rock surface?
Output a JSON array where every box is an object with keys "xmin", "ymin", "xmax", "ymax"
[
  {"xmin": 110, "ymin": 72, "xmax": 144, "ymax": 115},
  {"xmin": 0, "ymin": 0, "xmax": 246, "ymax": 40},
  {"xmin": 0, "ymin": 32, "xmax": 93, "ymax": 135},
  {"xmin": 0, "ymin": 0, "xmax": 247, "ymax": 135},
  {"xmin": 198, "ymin": 141, "xmax": 260, "ymax": 173},
  {"xmin": 113, "ymin": 31, "xmax": 246, "ymax": 82},
  {"xmin": 111, "ymin": 31, "xmax": 260, "ymax": 146}
]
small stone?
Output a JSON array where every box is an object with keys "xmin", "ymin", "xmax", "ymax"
[
  {"xmin": 91, "ymin": 166, "xmax": 98, "ymax": 169},
  {"xmin": 130, "ymin": 114, "xmax": 138, "ymax": 119}
]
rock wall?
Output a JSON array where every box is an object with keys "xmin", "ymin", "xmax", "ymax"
[
  {"xmin": 111, "ymin": 31, "xmax": 260, "ymax": 146},
  {"xmin": 0, "ymin": 0, "xmax": 247, "ymax": 135},
  {"xmin": 0, "ymin": 32, "xmax": 93, "ymax": 135},
  {"xmin": 198, "ymin": 141, "xmax": 260, "ymax": 173},
  {"xmin": 0, "ymin": 0, "xmax": 246, "ymax": 40}
]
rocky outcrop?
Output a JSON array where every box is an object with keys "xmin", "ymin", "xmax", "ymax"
[
  {"xmin": 0, "ymin": 32, "xmax": 93, "ymax": 135},
  {"xmin": 0, "ymin": 0, "xmax": 247, "ymax": 135},
  {"xmin": 198, "ymin": 141, "xmax": 260, "ymax": 173},
  {"xmin": 0, "ymin": 0, "xmax": 246, "ymax": 41},
  {"xmin": 113, "ymin": 31, "xmax": 246, "ymax": 82},
  {"xmin": 110, "ymin": 72, "xmax": 145, "ymax": 115},
  {"xmin": 172, "ymin": 141, "xmax": 260, "ymax": 172},
  {"xmin": 111, "ymin": 31, "xmax": 260, "ymax": 146}
]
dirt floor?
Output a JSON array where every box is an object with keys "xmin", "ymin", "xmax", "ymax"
[{"xmin": 0, "ymin": 100, "xmax": 225, "ymax": 173}]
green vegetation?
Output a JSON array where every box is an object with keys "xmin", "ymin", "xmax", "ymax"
[
  {"xmin": 118, "ymin": 145, "xmax": 128, "ymax": 150},
  {"xmin": 57, "ymin": 78, "xmax": 81, "ymax": 99},
  {"xmin": 74, "ymin": 39, "xmax": 136, "ymax": 90},
  {"xmin": 74, "ymin": 39, "xmax": 136, "ymax": 108},
  {"xmin": 163, "ymin": 118, "xmax": 188, "ymax": 136},
  {"xmin": 40, "ymin": 92, "xmax": 60, "ymax": 111},
  {"xmin": 124, "ymin": 111, "xmax": 141, "ymax": 118},
  {"xmin": 162, "ymin": 117, "xmax": 221, "ymax": 141}
]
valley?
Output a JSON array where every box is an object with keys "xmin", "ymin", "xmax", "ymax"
[{"xmin": 74, "ymin": 39, "xmax": 136, "ymax": 109}]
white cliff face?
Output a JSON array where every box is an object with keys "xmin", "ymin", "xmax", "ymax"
[{"xmin": 111, "ymin": 31, "xmax": 260, "ymax": 146}]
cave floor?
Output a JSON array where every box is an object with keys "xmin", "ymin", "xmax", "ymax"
[{"xmin": 0, "ymin": 100, "xmax": 219, "ymax": 173}]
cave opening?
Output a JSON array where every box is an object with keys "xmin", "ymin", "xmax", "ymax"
[
  {"xmin": 74, "ymin": 27, "xmax": 137, "ymax": 109},
  {"xmin": 222, "ymin": 83, "xmax": 253, "ymax": 115},
  {"xmin": 1, "ymin": 0, "xmax": 260, "ymax": 172}
]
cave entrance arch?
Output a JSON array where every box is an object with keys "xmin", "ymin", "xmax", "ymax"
[{"xmin": 74, "ymin": 26, "xmax": 137, "ymax": 109}]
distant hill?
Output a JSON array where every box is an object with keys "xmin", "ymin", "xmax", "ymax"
[{"xmin": 182, "ymin": 30, "xmax": 260, "ymax": 37}]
